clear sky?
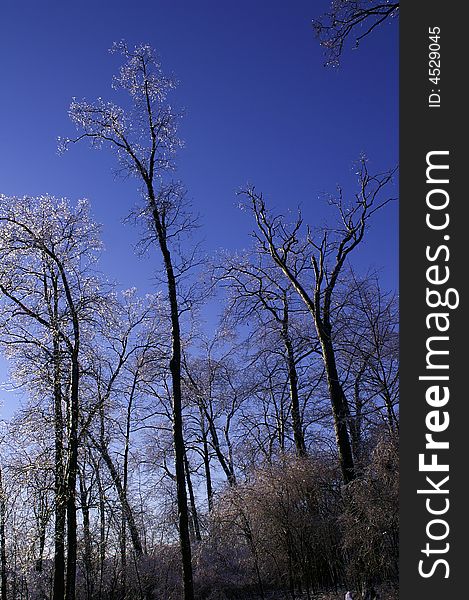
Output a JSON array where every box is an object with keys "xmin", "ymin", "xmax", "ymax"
[{"xmin": 0, "ymin": 0, "xmax": 398, "ymax": 417}]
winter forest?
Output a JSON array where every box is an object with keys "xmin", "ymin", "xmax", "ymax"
[{"xmin": 0, "ymin": 2, "xmax": 399, "ymax": 600}]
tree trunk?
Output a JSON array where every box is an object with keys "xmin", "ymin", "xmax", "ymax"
[
  {"xmin": 349, "ymin": 370, "xmax": 365, "ymax": 469},
  {"xmin": 205, "ymin": 412, "xmax": 237, "ymax": 486},
  {"xmin": 79, "ymin": 469, "xmax": 93, "ymax": 600},
  {"xmin": 65, "ymin": 356, "xmax": 80, "ymax": 600},
  {"xmin": 285, "ymin": 341, "xmax": 306, "ymax": 456},
  {"xmin": 120, "ymin": 512, "xmax": 127, "ymax": 600},
  {"xmin": 52, "ymin": 335, "xmax": 66, "ymax": 600},
  {"xmin": 121, "ymin": 372, "xmax": 137, "ymax": 597},
  {"xmin": 53, "ymin": 498, "xmax": 66, "ymax": 600},
  {"xmin": 93, "ymin": 456, "xmax": 106, "ymax": 600},
  {"xmin": 382, "ymin": 389, "xmax": 399, "ymax": 433},
  {"xmin": 319, "ymin": 332, "xmax": 355, "ymax": 483},
  {"xmin": 282, "ymin": 297, "xmax": 306, "ymax": 456},
  {"xmin": 184, "ymin": 452, "xmax": 201, "ymax": 542},
  {"xmin": 35, "ymin": 523, "xmax": 46, "ymax": 573},
  {"xmin": 283, "ymin": 342, "xmax": 306, "ymax": 457},
  {"xmin": 93, "ymin": 440, "xmax": 144, "ymax": 557},
  {"xmin": 0, "ymin": 467, "xmax": 7, "ymax": 600},
  {"xmin": 199, "ymin": 410, "xmax": 213, "ymax": 511},
  {"xmin": 149, "ymin": 196, "xmax": 194, "ymax": 600}
]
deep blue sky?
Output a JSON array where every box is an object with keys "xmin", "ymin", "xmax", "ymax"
[{"xmin": 0, "ymin": 1, "xmax": 398, "ymax": 416}]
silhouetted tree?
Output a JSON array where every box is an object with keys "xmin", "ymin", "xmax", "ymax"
[
  {"xmin": 313, "ymin": 0, "xmax": 399, "ymax": 66},
  {"xmin": 63, "ymin": 42, "xmax": 197, "ymax": 600},
  {"xmin": 243, "ymin": 159, "xmax": 396, "ymax": 482}
]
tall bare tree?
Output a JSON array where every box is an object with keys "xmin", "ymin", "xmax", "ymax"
[
  {"xmin": 242, "ymin": 160, "xmax": 396, "ymax": 483},
  {"xmin": 63, "ymin": 42, "xmax": 197, "ymax": 599},
  {"xmin": 0, "ymin": 195, "xmax": 102, "ymax": 599},
  {"xmin": 214, "ymin": 253, "xmax": 321, "ymax": 456},
  {"xmin": 337, "ymin": 272, "xmax": 399, "ymax": 442},
  {"xmin": 184, "ymin": 344, "xmax": 246, "ymax": 488}
]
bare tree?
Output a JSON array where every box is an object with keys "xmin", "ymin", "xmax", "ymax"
[
  {"xmin": 337, "ymin": 272, "xmax": 399, "ymax": 442},
  {"xmin": 82, "ymin": 290, "xmax": 164, "ymax": 564},
  {"xmin": 0, "ymin": 25, "xmax": 400, "ymax": 600},
  {"xmin": 183, "ymin": 343, "xmax": 245, "ymax": 488},
  {"xmin": 214, "ymin": 253, "xmax": 321, "ymax": 456},
  {"xmin": 313, "ymin": 0, "xmax": 399, "ymax": 66},
  {"xmin": 242, "ymin": 159, "xmax": 396, "ymax": 483},
  {"xmin": 0, "ymin": 195, "xmax": 102, "ymax": 599},
  {"xmin": 62, "ymin": 42, "xmax": 197, "ymax": 599}
]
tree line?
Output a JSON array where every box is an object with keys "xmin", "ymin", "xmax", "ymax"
[{"xmin": 0, "ymin": 9, "xmax": 398, "ymax": 599}]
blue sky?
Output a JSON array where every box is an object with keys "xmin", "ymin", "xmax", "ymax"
[{"xmin": 0, "ymin": 0, "xmax": 398, "ymax": 417}]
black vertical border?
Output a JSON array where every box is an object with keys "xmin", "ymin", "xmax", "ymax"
[{"xmin": 400, "ymin": 2, "xmax": 466, "ymax": 598}]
